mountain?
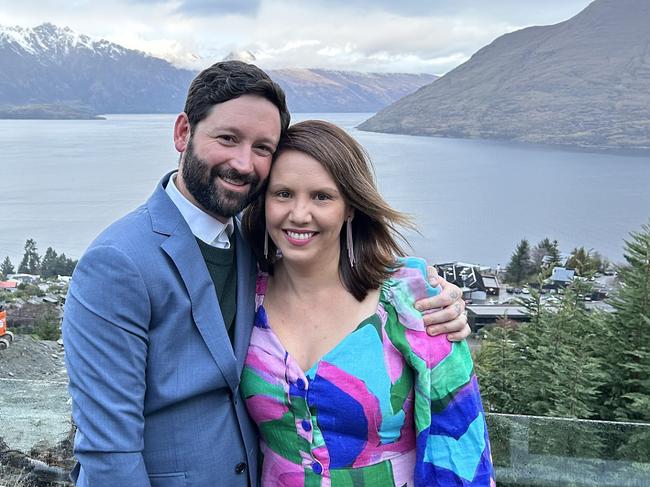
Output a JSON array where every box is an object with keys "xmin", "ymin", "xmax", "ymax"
[
  {"xmin": 271, "ymin": 69, "xmax": 436, "ymax": 113},
  {"xmin": 0, "ymin": 23, "xmax": 196, "ymax": 114},
  {"xmin": 0, "ymin": 24, "xmax": 436, "ymax": 115},
  {"xmin": 359, "ymin": 0, "xmax": 650, "ymax": 150}
]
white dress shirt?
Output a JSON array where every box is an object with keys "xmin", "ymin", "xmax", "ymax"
[{"xmin": 165, "ymin": 172, "xmax": 234, "ymax": 249}]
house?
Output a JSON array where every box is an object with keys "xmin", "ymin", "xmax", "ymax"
[
  {"xmin": 0, "ymin": 281, "xmax": 18, "ymax": 290},
  {"xmin": 6, "ymin": 273, "xmax": 39, "ymax": 284},
  {"xmin": 550, "ymin": 267, "xmax": 575, "ymax": 286},
  {"xmin": 466, "ymin": 305, "xmax": 530, "ymax": 332},
  {"xmin": 436, "ymin": 262, "xmax": 501, "ymax": 299}
]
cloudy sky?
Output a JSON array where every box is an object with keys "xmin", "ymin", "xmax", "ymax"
[{"xmin": 1, "ymin": 0, "xmax": 595, "ymax": 74}]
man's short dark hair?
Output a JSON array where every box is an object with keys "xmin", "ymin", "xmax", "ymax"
[{"xmin": 184, "ymin": 60, "xmax": 290, "ymax": 134}]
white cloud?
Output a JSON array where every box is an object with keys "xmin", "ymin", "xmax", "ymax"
[{"xmin": 0, "ymin": 0, "xmax": 594, "ymax": 74}]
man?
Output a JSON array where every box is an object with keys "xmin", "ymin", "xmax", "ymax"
[{"xmin": 63, "ymin": 61, "xmax": 469, "ymax": 486}]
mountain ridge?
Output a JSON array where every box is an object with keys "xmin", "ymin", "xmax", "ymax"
[
  {"xmin": 359, "ymin": 0, "xmax": 650, "ymax": 150},
  {"xmin": 0, "ymin": 23, "xmax": 436, "ymax": 115}
]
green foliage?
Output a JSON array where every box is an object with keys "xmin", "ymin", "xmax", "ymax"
[
  {"xmin": 13, "ymin": 239, "xmax": 76, "ymax": 278},
  {"xmin": 505, "ymin": 239, "xmax": 534, "ymax": 285},
  {"xmin": 17, "ymin": 238, "xmax": 41, "ymax": 275},
  {"xmin": 55, "ymin": 253, "xmax": 77, "ymax": 276},
  {"xmin": 477, "ymin": 221, "xmax": 650, "ymax": 464},
  {"xmin": 564, "ymin": 246, "xmax": 607, "ymax": 277},
  {"xmin": 477, "ymin": 279, "xmax": 609, "ymax": 417},
  {"xmin": 599, "ymin": 221, "xmax": 650, "ymax": 423},
  {"xmin": 1, "ymin": 256, "xmax": 15, "ymax": 278},
  {"xmin": 531, "ymin": 238, "xmax": 562, "ymax": 278},
  {"xmin": 40, "ymin": 247, "xmax": 59, "ymax": 278},
  {"xmin": 16, "ymin": 283, "xmax": 45, "ymax": 297},
  {"xmin": 475, "ymin": 320, "xmax": 528, "ymax": 414},
  {"xmin": 33, "ymin": 307, "xmax": 61, "ymax": 341}
]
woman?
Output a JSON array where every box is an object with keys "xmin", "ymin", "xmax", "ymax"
[{"xmin": 241, "ymin": 120, "xmax": 494, "ymax": 486}]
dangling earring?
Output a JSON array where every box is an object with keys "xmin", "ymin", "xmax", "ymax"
[
  {"xmin": 264, "ymin": 229, "xmax": 269, "ymax": 259},
  {"xmin": 346, "ymin": 217, "xmax": 355, "ymax": 267}
]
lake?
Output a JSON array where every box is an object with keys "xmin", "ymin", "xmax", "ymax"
[{"xmin": 1, "ymin": 113, "xmax": 649, "ymax": 268}]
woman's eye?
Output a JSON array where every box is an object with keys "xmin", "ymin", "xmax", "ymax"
[
  {"xmin": 315, "ymin": 193, "xmax": 331, "ymax": 201},
  {"xmin": 276, "ymin": 191, "xmax": 291, "ymax": 198}
]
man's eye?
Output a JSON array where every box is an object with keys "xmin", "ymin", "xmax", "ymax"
[
  {"xmin": 217, "ymin": 135, "xmax": 236, "ymax": 144},
  {"xmin": 254, "ymin": 145, "xmax": 274, "ymax": 156}
]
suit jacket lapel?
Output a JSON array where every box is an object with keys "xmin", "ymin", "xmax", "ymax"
[
  {"xmin": 232, "ymin": 221, "xmax": 257, "ymax": 376},
  {"xmin": 149, "ymin": 172, "xmax": 240, "ymax": 393}
]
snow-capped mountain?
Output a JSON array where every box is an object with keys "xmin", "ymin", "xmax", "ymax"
[
  {"xmin": 0, "ymin": 23, "xmax": 436, "ymax": 115},
  {"xmin": 1, "ymin": 23, "xmax": 128, "ymax": 59},
  {"xmin": 0, "ymin": 23, "xmax": 195, "ymax": 114}
]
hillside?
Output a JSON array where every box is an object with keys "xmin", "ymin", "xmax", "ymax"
[
  {"xmin": 359, "ymin": 0, "xmax": 650, "ymax": 150},
  {"xmin": 271, "ymin": 68, "xmax": 436, "ymax": 113}
]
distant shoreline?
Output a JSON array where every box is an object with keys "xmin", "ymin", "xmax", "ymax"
[{"xmin": 0, "ymin": 104, "xmax": 105, "ymax": 120}]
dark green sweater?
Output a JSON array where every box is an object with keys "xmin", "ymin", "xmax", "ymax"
[{"xmin": 196, "ymin": 236, "xmax": 237, "ymax": 340}]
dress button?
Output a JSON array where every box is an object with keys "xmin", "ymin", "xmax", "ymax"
[
  {"xmin": 234, "ymin": 462, "xmax": 247, "ymax": 474},
  {"xmin": 296, "ymin": 378, "xmax": 306, "ymax": 390},
  {"xmin": 311, "ymin": 461, "xmax": 323, "ymax": 475},
  {"xmin": 301, "ymin": 419, "xmax": 312, "ymax": 432}
]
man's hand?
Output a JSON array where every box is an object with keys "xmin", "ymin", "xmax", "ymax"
[{"xmin": 415, "ymin": 266, "xmax": 470, "ymax": 341}]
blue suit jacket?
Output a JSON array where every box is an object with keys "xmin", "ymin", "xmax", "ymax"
[{"xmin": 63, "ymin": 172, "xmax": 259, "ymax": 486}]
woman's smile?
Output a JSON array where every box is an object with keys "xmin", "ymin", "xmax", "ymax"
[{"xmin": 284, "ymin": 230, "xmax": 317, "ymax": 246}]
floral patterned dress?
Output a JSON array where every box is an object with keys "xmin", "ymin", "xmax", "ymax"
[{"xmin": 241, "ymin": 257, "xmax": 495, "ymax": 486}]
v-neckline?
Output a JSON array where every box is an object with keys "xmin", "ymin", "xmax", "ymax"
[{"xmin": 258, "ymin": 302, "xmax": 383, "ymax": 375}]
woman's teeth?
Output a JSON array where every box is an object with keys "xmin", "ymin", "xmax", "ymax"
[{"xmin": 287, "ymin": 231, "xmax": 314, "ymax": 240}]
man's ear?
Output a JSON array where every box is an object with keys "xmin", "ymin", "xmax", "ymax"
[{"xmin": 173, "ymin": 113, "xmax": 191, "ymax": 153}]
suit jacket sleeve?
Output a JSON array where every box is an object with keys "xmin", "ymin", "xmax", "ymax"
[{"xmin": 63, "ymin": 244, "xmax": 152, "ymax": 486}]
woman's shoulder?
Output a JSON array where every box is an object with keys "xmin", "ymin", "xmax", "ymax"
[
  {"xmin": 380, "ymin": 256, "xmax": 452, "ymax": 364},
  {"xmin": 380, "ymin": 256, "xmax": 440, "ymax": 333}
]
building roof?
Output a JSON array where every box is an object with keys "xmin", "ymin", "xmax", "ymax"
[
  {"xmin": 551, "ymin": 267, "xmax": 576, "ymax": 282},
  {"xmin": 482, "ymin": 277, "xmax": 499, "ymax": 288},
  {"xmin": 467, "ymin": 305, "xmax": 529, "ymax": 318},
  {"xmin": 0, "ymin": 281, "xmax": 18, "ymax": 289}
]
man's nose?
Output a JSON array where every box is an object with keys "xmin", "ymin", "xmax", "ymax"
[{"xmin": 230, "ymin": 145, "xmax": 255, "ymax": 174}]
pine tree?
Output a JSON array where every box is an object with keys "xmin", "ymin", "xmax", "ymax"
[
  {"xmin": 541, "ymin": 281, "xmax": 605, "ymax": 418},
  {"xmin": 17, "ymin": 238, "xmax": 41, "ymax": 275},
  {"xmin": 602, "ymin": 222, "xmax": 650, "ymax": 422},
  {"xmin": 54, "ymin": 253, "xmax": 77, "ymax": 276},
  {"xmin": 505, "ymin": 239, "xmax": 533, "ymax": 285},
  {"xmin": 478, "ymin": 282, "xmax": 607, "ymax": 419},
  {"xmin": 534, "ymin": 238, "xmax": 563, "ymax": 276},
  {"xmin": 474, "ymin": 320, "xmax": 528, "ymax": 414},
  {"xmin": 565, "ymin": 247, "xmax": 599, "ymax": 277},
  {"xmin": 1, "ymin": 256, "xmax": 14, "ymax": 278},
  {"xmin": 532, "ymin": 237, "xmax": 562, "ymax": 277},
  {"xmin": 40, "ymin": 247, "xmax": 59, "ymax": 278}
]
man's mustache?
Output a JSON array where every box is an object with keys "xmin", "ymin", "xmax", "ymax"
[{"xmin": 210, "ymin": 166, "xmax": 259, "ymax": 186}]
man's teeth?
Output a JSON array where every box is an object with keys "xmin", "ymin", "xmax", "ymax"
[{"xmin": 287, "ymin": 231, "xmax": 314, "ymax": 240}]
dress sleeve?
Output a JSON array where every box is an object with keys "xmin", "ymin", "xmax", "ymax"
[{"xmin": 381, "ymin": 257, "xmax": 495, "ymax": 486}]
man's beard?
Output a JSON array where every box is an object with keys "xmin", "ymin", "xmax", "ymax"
[{"xmin": 181, "ymin": 138, "xmax": 264, "ymax": 218}]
